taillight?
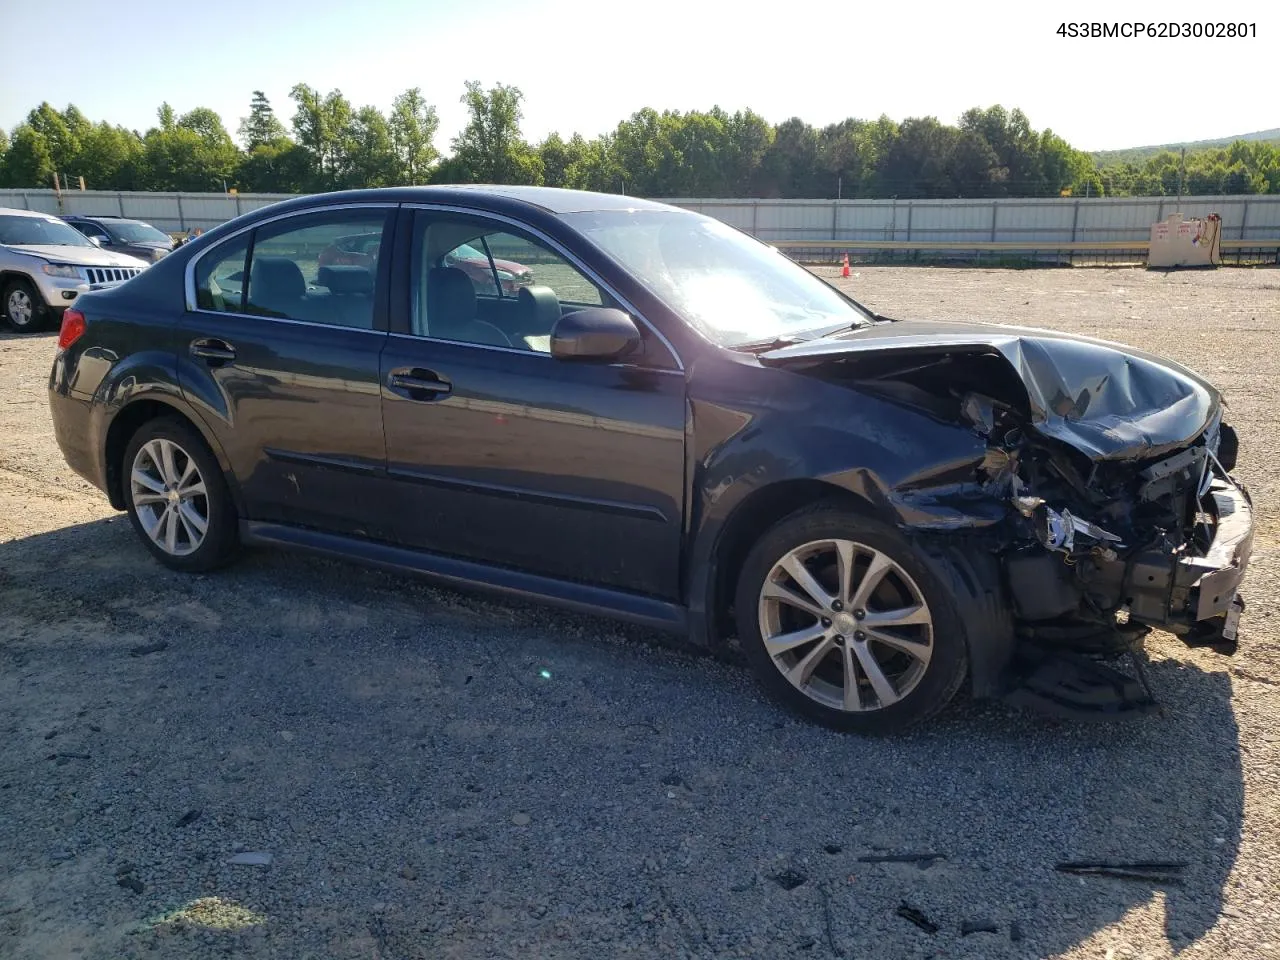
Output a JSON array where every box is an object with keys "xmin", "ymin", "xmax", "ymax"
[{"xmin": 57, "ymin": 308, "xmax": 86, "ymax": 350}]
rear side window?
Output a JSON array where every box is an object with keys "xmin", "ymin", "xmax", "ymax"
[
  {"xmin": 191, "ymin": 210, "xmax": 390, "ymax": 328},
  {"xmin": 195, "ymin": 236, "xmax": 249, "ymax": 312},
  {"xmin": 245, "ymin": 213, "xmax": 389, "ymax": 329}
]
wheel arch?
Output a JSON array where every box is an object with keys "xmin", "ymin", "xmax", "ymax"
[
  {"xmin": 698, "ymin": 479, "xmax": 882, "ymax": 649},
  {"xmin": 103, "ymin": 396, "xmax": 240, "ymax": 513},
  {"xmin": 693, "ymin": 479, "xmax": 1015, "ymax": 700}
]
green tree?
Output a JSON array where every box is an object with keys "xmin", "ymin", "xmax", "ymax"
[
  {"xmin": 290, "ymin": 85, "xmax": 353, "ymax": 188},
  {"xmin": 537, "ymin": 132, "xmax": 576, "ymax": 188},
  {"xmin": 23, "ymin": 103, "xmax": 81, "ymax": 185},
  {"xmin": 756, "ymin": 117, "xmax": 821, "ymax": 197},
  {"xmin": 450, "ymin": 81, "xmax": 542, "ymax": 184},
  {"xmin": 389, "ymin": 87, "xmax": 440, "ymax": 184},
  {"xmin": 138, "ymin": 104, "xmax": 240, "ymax": 191},
  {"xmin": 76, "ymin": 123, "xmax": 145, "ymax": 190},
  {"xmin": 238, "ymin": 91, "xmax": 288, "ymax": 149},
  {"xmin": 238, "ymin": 139, "xmax": 312, "ymax": 193},
  {"xmin": 0, "ymin": 124, "xmax": 55, "ymax": 188},
  {"xmin": 948, "ymin": 130, "xmax": 1002, "ymax": 196},
  {"xmin": 339, "ymin": 105, "xmax": 399, "ymax": 188},
  {"xmin": 880, "ymin": 117, "xmax": 960, "ymax": 198}
]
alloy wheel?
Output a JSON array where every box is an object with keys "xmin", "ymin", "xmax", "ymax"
[
  {"xmin": 757, "ymin": 539, "xmax": 934, "ymax": 712},
  {"xmin": 129, "ymin": 438, "xmax": 210, "ymax": 556},
  {"xmin": 7, "ymin": 288, "xmax": 33, "ymax": 328}
]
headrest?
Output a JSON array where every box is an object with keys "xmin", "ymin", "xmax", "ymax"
[
  {"xmin": 318, "ymin": 265, "xmax": 373, "ymax": 296},
  {"xmin": 426, "ymin": 266, "xmax": 476, "ymax": 330},
  {"xmin": 516, "ymin": 284, "xmax": 561, "ymax": 333},
  {"xmin": 251, "ymin": 256, "xmax": 305, "ymax": 301}
]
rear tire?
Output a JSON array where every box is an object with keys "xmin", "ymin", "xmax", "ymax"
[
  {"xmin": 122, "ymin": 418, "xmax": 240, "ymax": 572},
  {"xmin": 2, "ymin": 278, "xmax": 45, "ymax": 332},
  {"xmin": 734, "ymin": 504, "xmax": 968, "ymax": 734}
]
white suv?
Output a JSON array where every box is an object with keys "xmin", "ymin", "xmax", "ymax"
[{"xmin": 0, "ymin": 207, "xmax": 150, "ymax": 332}]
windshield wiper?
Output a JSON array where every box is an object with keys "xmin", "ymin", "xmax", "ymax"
[{"xmin": 734, "ymin": 335, "xmax": 807, "ymax": 353}]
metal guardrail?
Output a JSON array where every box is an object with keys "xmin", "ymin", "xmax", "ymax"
[
  {"xmin": 771, "ymin": 239, "xmax": 1280, "ymax": 251},
  {"xmin": 770, "ymin": 237, "xmax": 1280, "ymax": 265}
]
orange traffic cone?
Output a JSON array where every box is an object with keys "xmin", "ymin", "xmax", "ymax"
[{"xmin": 841, "ymin": 253, "xmax": 851, "ymax": 278}]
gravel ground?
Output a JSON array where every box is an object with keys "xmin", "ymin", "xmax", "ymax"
[{"xmin": 2, "ymin": 265, "xmax": 1279, "ymax": 960}]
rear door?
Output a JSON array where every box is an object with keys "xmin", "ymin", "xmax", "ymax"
[
  {"xmin": 180, "ymin": 204, "xmax": 396, "ymax": 539},
  {"xmin": 378, "ymin": 208, "xmax": 687, "ymax": 598}
]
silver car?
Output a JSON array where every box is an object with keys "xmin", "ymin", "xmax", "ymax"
[{"xmin": 0, "ymin": 207, "xmax": 150, "ymax": 332}]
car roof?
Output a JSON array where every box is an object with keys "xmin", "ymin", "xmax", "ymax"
[
  {"xmin": 440, "ymin": 185, "xmax": 672, "ymax": 214},
  {"xmin": 0, "ymin": 206, "xmax": 65, "ymax": 220},
  {"xmin": 251, "ymin": 185, "xmax": 679, "ymax": 219},
  {"xmin": 66, "ymin": 215, "xmax": 145, "ymax": 225}
]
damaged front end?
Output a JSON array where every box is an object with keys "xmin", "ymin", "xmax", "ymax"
[
  {"xmin": 991, "ymin": 404, "xmax": 1250, "ymax": 718},
  {"xmin": 761, "ymin": 324, "xmax": 1253, "ymax": 720}
]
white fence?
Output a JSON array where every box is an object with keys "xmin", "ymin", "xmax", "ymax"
[{"xmin": 2, "ymin": 188, "xmax": 1278, "ymax": 247}]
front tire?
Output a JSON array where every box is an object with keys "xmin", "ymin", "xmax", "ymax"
[
  {"xmin": 2, "ymin": 278, "xmax": 45, "ymax": 332},
  {"xmin": 123, "ymin": 418, "xmax": 240, "ymax": 572},
  {"xmin": 734, "ymin": 505, "xmax": 968, "ymax": 733}
]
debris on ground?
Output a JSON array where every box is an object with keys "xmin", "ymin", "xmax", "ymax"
[
  {"xmin": 858, "ymin": 852, "xmax": 946, "ymax": 867},
  {"xmin": 116, "ymin": 874, "xmax": 144, "ymax": 894},
  {"xmin": 225, "ymin": 851, "xmax": 273, "ymax": 866},
  {"xmin": 773, "ymin": 868, "xmax": 808, "ymax": 891},
  {"xmin": 1055, "ymin": 861, "xmax": 1186, "ymax": 882},
  {"xmin": 897, "ymin": 902, "xmax": 938, "ymax": 934},
  {"xmin": 961, "ymin": 918, "xmax": 1000, "ymax": 936},
  {"xmin": 129, "ymin": 640, "xmax": 169, "ymax": 657}
]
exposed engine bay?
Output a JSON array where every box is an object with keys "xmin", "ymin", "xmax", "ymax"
[{"xmin": 761, "ymin": 323, "xmax": 1254, "ymax": 719}]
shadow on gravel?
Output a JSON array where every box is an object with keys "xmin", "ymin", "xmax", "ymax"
[{"xmin": 0, "ymin": 517, "xmax": 1245, "ymax": 960}]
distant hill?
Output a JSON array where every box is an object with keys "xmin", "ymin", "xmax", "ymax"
[{"xmin": 1093, "ymin": 129, "xmax": 1280, "ymax": 165}]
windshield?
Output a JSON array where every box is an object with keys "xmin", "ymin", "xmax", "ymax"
[
  {"xmin": 0, "ymin": 214, "xmax": 95, "ymax": 248},
  {"xmin": 560, "ymin": 209, "xmax": 873, "ymax": 346},
  {"xmin": 108, "ymin": 221, "xmax": 171, "ymax": 244}
]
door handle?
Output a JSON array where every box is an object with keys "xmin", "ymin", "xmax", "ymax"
[
  {"xmin": 388, "ymin": 369, "xmax": 451, "ymax": 398},
  {"xmin": 190, "ymin": 338, "xmax": 236, "ymax": 364}
]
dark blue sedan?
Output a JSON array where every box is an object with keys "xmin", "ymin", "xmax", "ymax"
[{"xmin": 47, "ymin": 186, "xmax": 1251, "ymax": 731}]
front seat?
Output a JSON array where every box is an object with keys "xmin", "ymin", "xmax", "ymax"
[
  {"xmin": 426, "ymin": 266, "xmax": 512, "ymax": 347},
  {"xmin": 248, "ymin": 256, "xmax": 307, "ymax": 319}
]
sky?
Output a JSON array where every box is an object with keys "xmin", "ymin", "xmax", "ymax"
[{"xmin": 0, "ymin": 0, "xmax": 1274, "ymax": 154}]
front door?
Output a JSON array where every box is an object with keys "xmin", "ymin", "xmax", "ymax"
[
  {"xmin": 379, "ymin": 210, "xmax": 686, "ymax": 598},
  {"xmin": 180, "ymin": 205, "xmax": 395, "ymax": 539}
]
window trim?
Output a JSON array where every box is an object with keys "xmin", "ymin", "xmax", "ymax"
[
  {"xmin": 401, "ymin": 203, "xmax": 684, "ymax": 372},
  {"xmin": 183, "ymin": 202, "xmax": 399, "ymax": 328}
]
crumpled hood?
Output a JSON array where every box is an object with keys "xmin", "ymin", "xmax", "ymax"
[
  {"xmin": 2, "ymin": 243, "xmax": 150, "ymax": 268},
  {"xmin": 760, "ymin": 319, "xmax": 1221, "ymax": 461}
]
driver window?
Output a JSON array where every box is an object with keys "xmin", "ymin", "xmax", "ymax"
[{"xmin": 412, "ymin": 215, "xmax": 605, "ymax": 353}]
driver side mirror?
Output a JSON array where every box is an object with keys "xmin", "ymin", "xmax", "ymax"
[
  {"xmin": 550, "ymin": 307, "xmax": 641, "ymax": 362},
  {"xmin": 87, "ymin": 235, "xmax": 105, "ymax": 247}
]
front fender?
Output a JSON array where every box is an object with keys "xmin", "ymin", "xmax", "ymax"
[{"xmin": 682, "ymin": 364, "xmax": 1006, "ymax": 656}]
